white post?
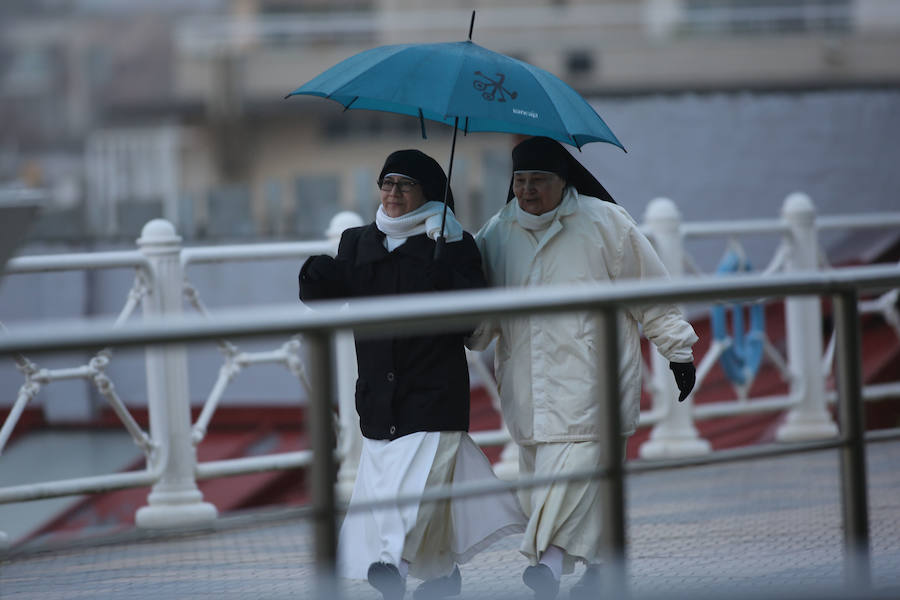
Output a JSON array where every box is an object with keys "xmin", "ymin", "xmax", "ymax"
[
  {"xmin": 324, "ymin": 212, "xmax": 365, "ymax": 502},
  {"xmin": 334, "ymin": 329, "xmax": 361, "ymax": 501},
  {"xmin": 135, "ymin": 219, "xmax": 217, "ymax": 528},
  {"xmin": 468, "ymin": 348, "xmax": 518, "ymax": 480},
  {"xmin": 492, "ymin": 437, "xmax": 520, "ymax": 481},
  {"xmin": 639, "ymin": 198, "xmax": 711, "ymax": 459},
  {"xmin": 776, "ymin": 193, "xmax": 839, "ymax": 441}
]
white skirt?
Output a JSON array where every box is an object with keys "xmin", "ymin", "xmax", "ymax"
[{"xmin": 337, "ymin": 431, "xmax": 526, "ymax": 581}]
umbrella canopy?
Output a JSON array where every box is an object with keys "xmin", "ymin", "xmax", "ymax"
[{"xmin": 285, "ymin": 40, "xmax": 624, "ymax": 152}]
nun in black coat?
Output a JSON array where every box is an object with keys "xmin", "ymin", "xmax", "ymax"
[{"xmin": 299, "ymin": 149, "xmax": 525, "ymax": 600}]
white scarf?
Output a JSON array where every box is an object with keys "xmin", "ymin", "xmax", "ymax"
[
  {"xmin": 515, "ymin": 199, "xmax": 560, "ymax": 231},
  {"xmin": 375, "ymin": 201, "xmax": 464, "ymax": 250}
]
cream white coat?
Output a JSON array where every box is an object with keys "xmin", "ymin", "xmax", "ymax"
[{"xmin": 469, "ymin": 188, "xmax": 698, "ymax": 444}]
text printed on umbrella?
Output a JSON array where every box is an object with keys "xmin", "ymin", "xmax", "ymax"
[{"xmin": 473, "ymin": 71, "xmax": 518, "ymax": 102}]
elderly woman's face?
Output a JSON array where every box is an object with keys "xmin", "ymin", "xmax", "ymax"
[
  {"xmin": 379, "ymin": 175, "xmax": 427, "ymax": 217},
  {"xmin": 512, "ymin": 171, "xmax": 566, "ymax": 216}
]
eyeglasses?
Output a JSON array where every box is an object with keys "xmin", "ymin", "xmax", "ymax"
[
  {"xmin": 512, "ymin": 173, "xmax": 557, "ymax": 190},
  {"xmin": 378, "ymin": 178, "xmax": 419, "ymax": 193}
]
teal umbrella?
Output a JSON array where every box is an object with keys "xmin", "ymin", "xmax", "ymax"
[{"xmin": 286, "ymin": 14, "xmax": 624, "ymax": 242}]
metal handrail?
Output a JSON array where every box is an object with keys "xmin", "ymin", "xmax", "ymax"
[
  {"xmin": 180, "ymin": 240, "xmax": 335, "ymax": 266},
  {"xmin": 1, "ymin": 264, "xmax": 896, "ymax": 355},
  {"xmin": 0, "ymin": 441, "xmax": 167, "ymax": 504},
  {"xmin": 4, "ymin": 250, "xmax": 147, "ymax": 274},
  {"xmin": 1, "ymin": 262, "xmax": 895, "ymax": 595},
  {"xmin": 1, "ymin": 261, "xmax": 896, "ymax": 596}
]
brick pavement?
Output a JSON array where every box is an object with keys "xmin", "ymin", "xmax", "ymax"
[{"xmin": 2, "ymin": 441, "xmax": 899, "ymax": 600}]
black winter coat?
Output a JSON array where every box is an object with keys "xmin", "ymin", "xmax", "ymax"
[{"xmin": 298, "ymin": 224, "xmax": 487, "ymax": 441}]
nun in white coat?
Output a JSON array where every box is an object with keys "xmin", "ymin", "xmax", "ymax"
[{"xmin": 468, "ymin": 136, "xmax": 699, "ymax": 600}]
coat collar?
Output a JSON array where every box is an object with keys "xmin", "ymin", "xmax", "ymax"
[
  {"xmin": 495, "ymin": 187, "xmax": 580, "ymax": 266},
  {"xmin": 354, "ymin": 222, "xmax": 434, "ymax": 266},
  {"xmin": 499, "ymin": 186, "xmax": 579, "ymax": 223}
]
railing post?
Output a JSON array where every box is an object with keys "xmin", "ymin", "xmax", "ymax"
[
  {"xmin": 492, "ymin": 435, "xmax": 521, "ymax": 480},
  {"xmin": 832, "ymin": 290, "xmax": 871, "ymax": 589},
  {"xmin": 471, "ymin": 352, "xmax": 519, "ymax": 481},
  {"xmin": 334, "ymin": 329, "xmax": 361, "ymax": 501},
  {"xmin": 597, "ymin": 307, "xmax": 628, "ymax": 597},
  {"xmin": 776, "ymin": 193, "xmax": 839, "ymax": 441},
  {"xmin": 135, "ymin": 219, "xmax": 217, "ymax": 529},
  {"xmin": 306, "ymin": 331, "xmax": 340, "ymax": 600},
  {"xmin": 324, "ymin": 211, "xmax": 364, "ymax": 502},
  {"xmin": 639, "ymin": 198, "xmax": 711, "ymax": 459}
]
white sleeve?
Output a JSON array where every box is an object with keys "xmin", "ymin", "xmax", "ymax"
[{"xmin": 617, "ymin": 222, "xmax": 698, "ymax": 362}]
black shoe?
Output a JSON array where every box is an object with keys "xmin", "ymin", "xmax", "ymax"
[
  {"xmin": 569, "ymin": 564, "xmax": 601, "ymax": 600},
  {"xmin": 413, "ymin": 565, "xmax": 461, "ymax": 599},
  {"xmin": 367, "ymin": 561, "xmax": 406, "ymax": 600},
  {"xmin": 522, "ymin": 564, "xmax": 560, "ymax": 600}
]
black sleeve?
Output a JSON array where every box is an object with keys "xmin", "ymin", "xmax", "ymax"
[
  {"xmin": 298, "ymin": 254, "xmax": 348, "ymax": 301},
  {"xmin": 299, "ymin": 229, "xmax": 362, "ymax": 301},
  {"xmin": 430, "ymin": 232, "xmax": 487, "ymax": 292}
]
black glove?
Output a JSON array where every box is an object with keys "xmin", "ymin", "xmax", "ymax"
[
  {"xmin": 298, "ymin": 255, "xmax": 340, "ymax": 301},
  {"xmin": 300, "ymin": 255, "xmax": 336, "ymax": 281},
  {"xmin": 669, "ymin": 361, "xmax": 696, "ymax": 402}
]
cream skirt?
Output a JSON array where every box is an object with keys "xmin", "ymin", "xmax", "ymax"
[
  {"xmin": 518, "ymin": 441, "xmax": 617, "ymax": 574},
  {"xmin": 337, "ymin": 431, "xmax": 525, "ymax": 581}
]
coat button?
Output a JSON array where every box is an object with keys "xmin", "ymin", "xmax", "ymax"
[
  {"xmin": 386, "ymin": 372, "xmax": 395, "ymax": 382},
  {"xmin": 389, "ymin": 425, "xmax": 396, "ymax": 435}
]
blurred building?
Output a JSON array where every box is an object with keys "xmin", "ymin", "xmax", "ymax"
[
  {"xmin": 1, "ymin": 0, "xmax": 899, "ymax": 242},
  {"xmin": 2, "ymin": 0, "xmax": 899, "ymax": 543}
]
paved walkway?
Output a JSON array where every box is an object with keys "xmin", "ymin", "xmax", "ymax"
[{"xmin": 2, "ymin": 441, "xmax": 900, "ymax": 600}]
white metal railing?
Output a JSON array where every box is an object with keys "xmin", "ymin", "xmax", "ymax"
[
  {"xmin": 634, "ymin": 192, "xmax": 900, "ymax": 460},
  {"xmin": 0, "ymin": 217, "xmax": 358, "ymax": 535},
  {"xmin": 1, "ymin": 260, "xmax": 897, "ymax": 597},
  {"xmin": 0, "ymin": 263, "xmax": 152, "ymax": 460},
  {"xmin": 1, "ymin": 195, "xmax": 899, "ymax": 546}
]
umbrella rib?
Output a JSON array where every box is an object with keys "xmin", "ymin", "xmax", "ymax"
[
  {"xmin": 418, "ymin": 108, "xmax": 427, "ymax": 139},
  {"xmin": 343, "ymin": 96, "xmax": 359, "ymax": 111}
]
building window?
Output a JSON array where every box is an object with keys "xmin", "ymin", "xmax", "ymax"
[
  {"xmin": 683, "ymin": 0, "xmax": 851, "ymax": 35},
  {"xmin": 293, "ymin": 174, "xmax": 339, "ymax": 239},
  {"xmin": 565, "ymin": 50, "xmax": 595, "ymax": 76}
]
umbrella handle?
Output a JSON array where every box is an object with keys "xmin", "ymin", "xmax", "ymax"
[{"xmin": 433, "ymin": 235, "xmax": 446, "ymax": 262}]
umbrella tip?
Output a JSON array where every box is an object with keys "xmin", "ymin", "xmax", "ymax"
[{"xmin": 468, "ymin": 10, "xmax": 476, "ymax": 40}]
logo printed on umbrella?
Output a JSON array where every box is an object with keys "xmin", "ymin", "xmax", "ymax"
[
  {"xmin": 473, "ymin": 71, "xmax": 518, "ymax": 102},
  {"xmin": 513, "ymin": 108, "xmax": 538, "ymax": 119}
]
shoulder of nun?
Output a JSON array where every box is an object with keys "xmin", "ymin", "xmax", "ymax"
[
  {"xmin": 480, "ymin": 202, "xmax": 516, "ymax": 231},
  {"xmin": 335, "ymin": 223, "xmax": 372, "ymax": 257},
  {"xmin": 576, "ymin": 193, "xmax": 637, "ymax": 227},
  {"xmin": 473, "ymin": 212, "xmax": 501, "ymax": 242},
  {"xmin": 460, "ymin": 230, "xmax": 478, "ymax": 243},
  {"xmin": 451, "ymin": 231, "xmax": 482, "ymax": 255}
]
